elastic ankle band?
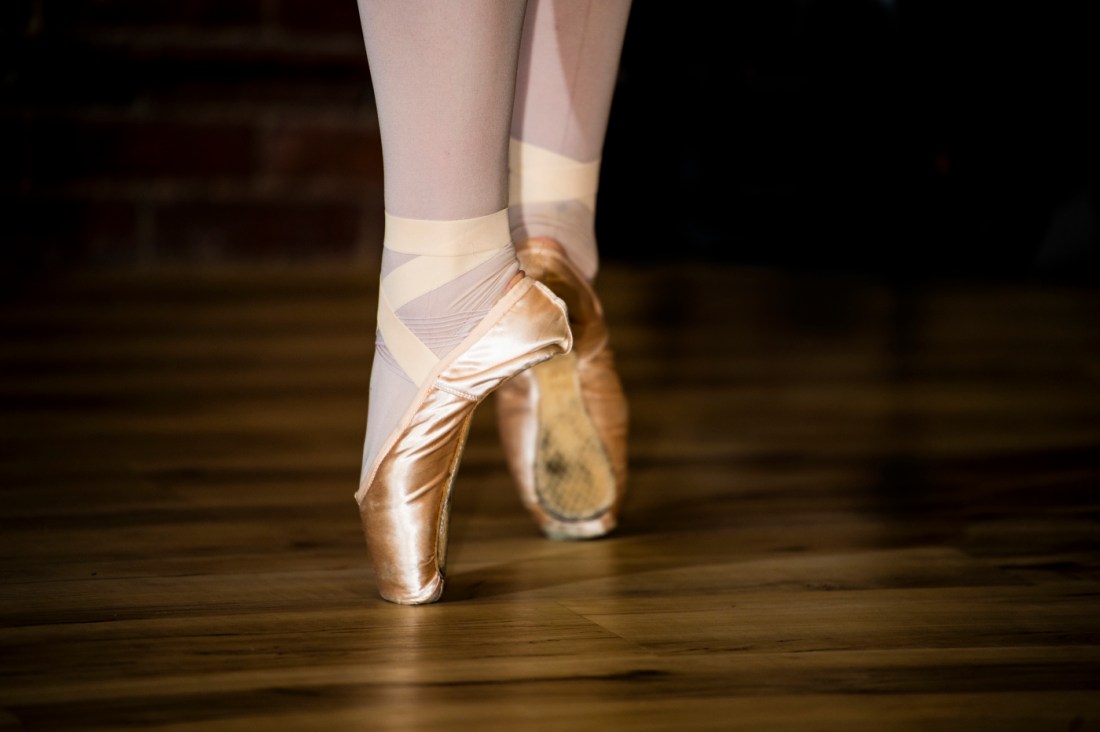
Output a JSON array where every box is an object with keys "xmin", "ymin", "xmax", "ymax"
[
  {"xmin": 378, "ymin": 208, "xmax": 515, "ymax": 387},
  {"xmin": 509, "ymin": 138, "xmax": 599, "ymax": 211},
  {"xmin": 383, "ymin": 210, "xmax": 512, "ymax": 256}
]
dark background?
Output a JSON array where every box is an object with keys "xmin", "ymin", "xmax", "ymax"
[
  {"xmin": 4, "ymin": 0, "xmax": 1098, "ymax": 282},
  {"xmin": 602, "ymin": 0, "xmax": 1100, "ymax": 280}
]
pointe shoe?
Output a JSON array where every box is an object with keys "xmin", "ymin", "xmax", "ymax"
[
  {"xmin": 356, "ymin": 276, "xmax": 572, "ymax": 604},
  {"xmin": 495, "ymin": 238, "xmax": 629, "ymax": 540}
]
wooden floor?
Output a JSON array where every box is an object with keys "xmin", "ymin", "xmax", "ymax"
[{"xmin": 2, "ymin": 262, "xmax": 1099, "ymax": 731}]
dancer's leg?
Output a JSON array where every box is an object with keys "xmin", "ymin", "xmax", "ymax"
[
  {"xmin": 356, "ymin": 0, "xmax": 528, "ymax": 482},
  {"xmin": 509, "ymin": 0, "xmax": 633, "ymax": 281},
  {"xmin": 497, "ymin": 0, "xmax": 633, "ymax": 540},
  {"xmin": 354, "ymin": 1, "xmax": 574, "ymax": 604}
]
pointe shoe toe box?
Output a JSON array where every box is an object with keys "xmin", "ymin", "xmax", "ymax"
[{"xmin": 359, "ymin": 277, "xmax": 572, "ymax": 603}]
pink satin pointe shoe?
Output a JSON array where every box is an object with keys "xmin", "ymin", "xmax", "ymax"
[
  {"xmin": 495, "ymin": 238, "xmax": 629, "ymax": 540},
  {"xmin": 356, "ymin": 276, "xmax": 572, "ymax": 604}
]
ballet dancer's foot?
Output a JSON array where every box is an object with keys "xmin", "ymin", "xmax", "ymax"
[
  {"xmin": 356, "ymin": 211, "xmax": 572, "ymax": 604},
  {"xmin": 495, "ymin": 237, "xmax": 628, "ymax": 539}
]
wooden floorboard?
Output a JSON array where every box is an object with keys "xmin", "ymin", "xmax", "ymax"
[{"xmin": 2, "ymin": 263, "xmax": 1099, "ymax": 730}]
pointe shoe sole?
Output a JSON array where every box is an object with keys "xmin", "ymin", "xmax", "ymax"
[
  {"xmin": 527, "ymin": 351, "xmax": 617, "ymax": 539},
  {"xmin": 357, "ymin": 277, "xmax": 572, "ymax": 604},
  {"xmin": 496, "ymin": 238, "xmax": 628, "ymax": 540}
]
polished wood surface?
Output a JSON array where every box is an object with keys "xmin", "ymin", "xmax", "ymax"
[{"xmin": 2, "ymin": 264, "xmax": 1099, "ymax": 731}]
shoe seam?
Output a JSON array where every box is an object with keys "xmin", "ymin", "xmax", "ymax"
[{"xmin": 436, "ymin": 382, "xmax": 478, "ymax": 401}]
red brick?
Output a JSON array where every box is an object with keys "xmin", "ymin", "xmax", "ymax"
[
  {"xmin": 152, "ymin": 200, "xmax": 365, "ymax": 262},
  {"xmin": 29, "ymin": 118, "xmax": 255, "ymax": 183},
  {"xmin": 3, "ymin": 196, "xmax": 139, "ymax": 268},
  {"xmin": 12, "ymin": 36, "xmax": 371, "ymax": 110},
  {"xmin": 275, "ymin": 0, "xmax": 363, "ymax": 33},
  {"xmin": 262, "ymin": 125, "xmax": 382, "ymax": 181},
  {"xmin": 42, "ymin": 0, "xmax": 263, "ymax": 30}
]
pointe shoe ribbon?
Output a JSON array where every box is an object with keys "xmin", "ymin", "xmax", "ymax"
[{"xmin": 357, "ymin": 276, "xmax": 572, "ymax": 604}]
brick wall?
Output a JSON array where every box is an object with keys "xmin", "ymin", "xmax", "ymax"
[
  {"xmin": 4, "ymin": 2, "xmax": 1097, "ymax": 279},
  {"xmin": 4, "ymin": 0, "xmax": 383, "ymax": 273}
]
